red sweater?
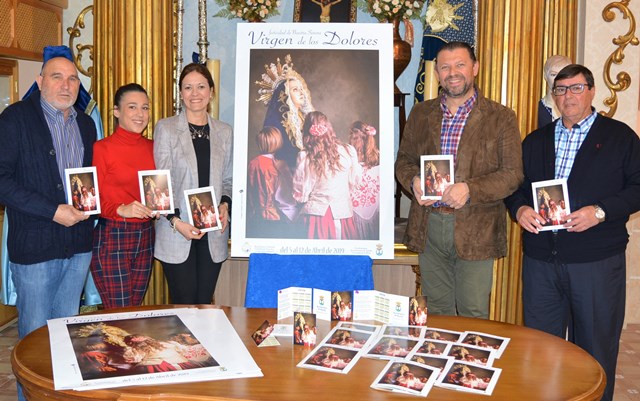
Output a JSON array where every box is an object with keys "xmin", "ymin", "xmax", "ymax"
[{"xmin": 93, "ymin": 126, "xmax": 155, "ymax": 221}]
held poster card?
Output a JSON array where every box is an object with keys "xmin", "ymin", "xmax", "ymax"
[
  {"xmin": 184, "ymin": 186, "xmax": 222, "ymax": 233},
  {"xmin": 48, "ymin": 308, "xmax": 262, "ymax": 391},
  {"xmin": 138, "ymin": 169, "xmax": 174, "ymax": 214},
  {"xmin": 65, "ymin": 166, "xmax": 100, "ymax": 215},
  {"xmin": 371, "ymin": 360, "xmax": 439, "ymax": 397},
  {"xmin": 531, "ymin": 178, "xmax": 570, "ymax": 231},
  {"xmin": 420, "ymin": 155, "xmax": 454, "ymax": 200},
  {"xmin": 232, "ymin": 22, "xmax": 395, "ymax": 259}
]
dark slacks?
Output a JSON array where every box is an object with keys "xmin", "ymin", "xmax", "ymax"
[
  {"xmin": 523, "ymin": 253, "xmax": 626, "ymax": 401},
  {"xmin": 160, "ymin": 234, "xmax": 222, "ymax": 304}
]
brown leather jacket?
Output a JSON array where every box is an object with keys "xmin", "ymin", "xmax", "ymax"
[{"xmin": 395, "ymin": 91, "xmax": 523, "ymax": 259}]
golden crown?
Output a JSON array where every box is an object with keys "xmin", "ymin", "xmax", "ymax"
[{"xmin": 255, "ymin": 54, "xmax": 296, "ymax": 105}]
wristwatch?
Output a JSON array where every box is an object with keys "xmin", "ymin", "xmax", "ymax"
[{"xmin": 593, "ymin": 204, "xmax": 606, "ymax": 223}]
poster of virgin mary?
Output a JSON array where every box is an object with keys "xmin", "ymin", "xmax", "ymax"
[{"xmin": 232, "ymin": 23, "xmax": 394, "ymax": 259}]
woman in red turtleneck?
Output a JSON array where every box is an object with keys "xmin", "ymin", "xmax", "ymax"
[{"xmin": 90, "ymin": 83, "xmax": 156, "ymax": 309}]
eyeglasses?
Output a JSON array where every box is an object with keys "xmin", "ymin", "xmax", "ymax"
[{"xmin": 552, "ymin": 83, "xmax": 591, "ymax": 96}]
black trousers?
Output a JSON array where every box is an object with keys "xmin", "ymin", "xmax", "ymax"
[
  {"xmin": 522, "ymin": 253, "xmax": 626, "ymax": 401},
  {"xmin": 160, "ymin": 235, "xmax": 222, "ymax": 304}
]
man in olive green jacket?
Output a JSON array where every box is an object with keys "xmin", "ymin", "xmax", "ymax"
[{"xmin": 395, "ymin": 42, "xmax": 523, "ymax": 319}]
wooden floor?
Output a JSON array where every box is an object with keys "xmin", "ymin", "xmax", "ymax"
[{"xmin": 0, "ymin": 320, "xmax": 637, "ymax": 400}]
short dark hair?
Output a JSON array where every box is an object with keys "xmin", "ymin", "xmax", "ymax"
[
  {"xmin": 554, "ymin": 64, "xmax": 595, "ymax": 88},
  {"xmin": 114, "ymin": 83, "xmax": 147, "ymax": 108},
  {"xmin": 436, "ymin": 42, "xmax": 477, "ymax": 64},
  {"xmin": 179, "ymin": 62, "xmax": 215, "ymax": 93}
]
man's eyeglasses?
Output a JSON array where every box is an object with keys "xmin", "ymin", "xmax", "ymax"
[{"xmin": 552, "ymin": 83, "xmax": 591, "ymax": 96}]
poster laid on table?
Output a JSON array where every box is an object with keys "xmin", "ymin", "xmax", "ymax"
[
  {"xmin": 48, "ymin": 308, "xmax": 262, "ymax": 391},
  {"xmin": 231, "ymin": 22, "xmax": 395, "ymax": 259}
]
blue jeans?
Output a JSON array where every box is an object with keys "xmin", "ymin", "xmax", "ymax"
[{"xmin": 10, "ymin": 251, "xmax": 92, "ymax": 339}]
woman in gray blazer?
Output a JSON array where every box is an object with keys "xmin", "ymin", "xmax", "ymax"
[{"xmin": 153, "ymin": 63, "xmax": 233, "ymax": 304}]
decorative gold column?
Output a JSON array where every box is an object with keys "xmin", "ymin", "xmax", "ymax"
[
  {"xmin": 94, "ymin": 0, "xmax": 175, "ymax": 137},
  {"xmin": 476, "ymin": 0, "xmax": 577, "ymax": 324},
  {"xmin": 94, "ymin": 0, "xmax": 175, "ymax": 305}
]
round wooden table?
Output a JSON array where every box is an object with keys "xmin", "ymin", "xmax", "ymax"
[{"xmin": 12, "ymin": 305, "xmax": 605, "ymax": 400}]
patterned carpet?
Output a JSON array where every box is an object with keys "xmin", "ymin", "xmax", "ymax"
[{"xmin": 0, "ymin": 321, "xmax": 637, "ymax": 400}]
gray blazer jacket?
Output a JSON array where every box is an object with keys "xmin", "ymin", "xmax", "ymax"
[{"xmin": 153, "ymin": 112, "xmax": 233, "ymax": 264}]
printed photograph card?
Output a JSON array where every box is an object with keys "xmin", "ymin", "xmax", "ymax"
[
  {"xmin": 232, "ymin": 22, "xmax": 395, "ymax": 259},
  {"xmin": 364, "ymin": 335, "xmax": 421, "ymax": 360},
  {"xmin": 409, "ymin": 295, "xmax": 428, "ymax": 326},
  {"xmin": 252, "ymin": 320, "xmax": 279, "ymax": 347},
  {"xmin": 138, "ymin": 169, "xmax": 174, "ymax": 214},
  {"xmin": 445, "ymin": 343, "xmax": 496, "ymax": 367},
  {"xmin": 65, "ymin": 166, "xmax": 100, "ymax": 215},
  {"xmin": 336, "ymin": 321, "xmax": 380, "ymax": 333},
  {"xmin": 407, "ymin": 354, "xmax": 453, "ymax": 381},
  {"xmin": 459, "ymin": 331, "xmax": 510, "ymax": 359},
  {"xmin": 331, "ymin": 291, "xmax": 353, "ymax": 322},
  {"xmin": 382, "ymin": 325, "xmax": 425, "ymax": 339},
  {"xmin": 436, "ymin": 359, "xmax": 502, "ymax": 396},
  {"xmin": 371, "ymin": 360, "xmax": 439, "ymax": 397},
  {"xmin": 184, "ymin": 186, "xmax": 221, "ymax": 233},
  {"xmin": 420, "ymin": 155, "xmax": 454, "ymax": 200},
  {"xmin": 423, "ymin": 328, "xmax": 463, "ymax": 343},
  {"xmin": 293, "ymin": 312, "xmax": 317, "ymax": 346},
  {"xmin": 532, "ymin": 178, "xmax": 570, "ymax": 231},
  {"xmin": 297, "ymin": 344, "xmax": 361, "ymax": 374},
  {"xmin": 324, "ymin": 326, "xmax": 374, "ymax": 350},
  {"xmin": 410, "ymin": 339, "xmax": 453, "ymax": 357}
]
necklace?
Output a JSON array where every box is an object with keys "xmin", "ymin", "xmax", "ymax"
[{"xmin": 188, "ymin": 122, "xmax": 210, "ymax": 139}]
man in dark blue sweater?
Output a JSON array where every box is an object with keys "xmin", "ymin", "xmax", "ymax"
[
  {"xmin": 0, "ymin": 56, "xmax": 96, "ymax": 345},
  {"xmin": 506, "ymin": 64, "xmax": 640, "ymax": 401}
]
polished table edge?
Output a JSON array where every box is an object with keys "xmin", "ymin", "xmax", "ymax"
[{"xmin": 12, "ymin": 305, "xmax": 606, "ymax": 401}]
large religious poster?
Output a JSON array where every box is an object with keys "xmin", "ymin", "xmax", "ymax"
[{"xmin": 232, "ymin": 23, "xmax": 394, "ymax": 259}]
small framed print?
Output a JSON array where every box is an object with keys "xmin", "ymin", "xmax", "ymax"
[
  {"xmin": 65, "ymin": 167, "xmax": 100, "ymax": 215},
  {"xmin": 420, "ymin": 155, "xmax": 454, "ymax": 200},
  {"xmin": 532, "ymin": 178, "xmax": 570, "ymax": 231},
  {"xmin": 184, "ymin": 186, "xmax": 222, "ymax": 232},
  {"xmin": 138, "ymin": 170, "xmax": 174, "ymax": 215}
]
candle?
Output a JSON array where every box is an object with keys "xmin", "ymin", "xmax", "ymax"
[
  {"xmin": 206, "ymin": 59, "xmax": 221, "ymax": 119},
  {"xmin": 423, "ymin": 60, "xmax": 439, "ymax": 100}
]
